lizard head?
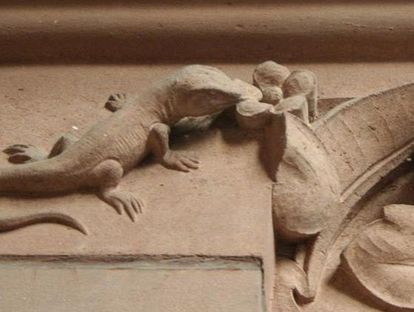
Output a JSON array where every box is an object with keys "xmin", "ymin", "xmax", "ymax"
[{"xmin": 171, "ymin": 65, "xmax": 244, "ymax": 118}]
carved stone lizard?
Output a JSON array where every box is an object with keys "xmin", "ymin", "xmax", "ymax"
[{"xmin": 1, "ymin": 65, "xmax": 259, "ymax": 232}]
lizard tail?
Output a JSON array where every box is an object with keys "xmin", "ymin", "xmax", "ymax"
[
  {"xmin": 0, "ymin": 158, "xmax": 80, "ymax": 194},
  {"xmin": 0, "ymin": 213, "xmax": 87, "ymax": 235}
]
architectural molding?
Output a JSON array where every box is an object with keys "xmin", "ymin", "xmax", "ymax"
[{"xmin": 0, "ymin": 1, "xmax": 413, "ymax": 63}]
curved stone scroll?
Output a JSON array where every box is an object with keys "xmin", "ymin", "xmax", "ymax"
[
  {"xmin": 273, "ymin": 258, "xmax": 311, "ymax": 312},
  {"xmin": 305, "ymin": 83, "xmax": 414, "ymax": 301},
  {"xmin": 342, "ymin": 204, "xmax": 414, "ymax": 311}
]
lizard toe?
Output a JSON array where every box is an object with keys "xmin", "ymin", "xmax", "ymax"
[
  {"xmin": 3, "ymin": 144, "xmax": 47, "ymax": 164},
  {"xmin": 99, "ymin": 188, "xmax": 143, "ymax": 222},
  {"xmin": 3, "ymin": 144, "xmax": 30, "ymax": 154},
  {"xmin": 8, "ymin": 153, "xmax": 33, "ymax": 164}
]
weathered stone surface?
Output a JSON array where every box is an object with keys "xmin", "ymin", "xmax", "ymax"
[{"xmin": 0, "ymin": 258, "xmax": 264, "ymax": 312}]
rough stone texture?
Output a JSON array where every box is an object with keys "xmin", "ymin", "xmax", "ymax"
[{"xmin": 0, "ymin": 259, "xmax": 264, "ymax": 312}]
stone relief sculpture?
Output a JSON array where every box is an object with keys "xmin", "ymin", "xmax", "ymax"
[
  {"xmin": 0, "ymin": 65, "xmax": 258, "ymax": 233},
  {"xmin": 1, "ymin": 61, "xmax": 413, "ymax": 311},
  {"xmin": 248, "ymin": 67, "xmax": 413, "ymax": 310},
  {"xmin": 233, "ymin": 61, "xmax": 414, "ymax": 311}
]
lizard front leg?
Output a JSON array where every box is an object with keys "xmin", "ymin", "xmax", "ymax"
[
  {"xmin": 92, "ymin": 159, "xmax": 143, "ymax": 222},
  {"xmin": 148, "ymin": 123, "xmax": 199, "ymax": 172},
  {"xmin": 3, "ymin": 133, "xmax": 78, "ymax": 164},
  {"xmin": 105, "ymin": 93, "xmax": 129, "ymax": 112}
]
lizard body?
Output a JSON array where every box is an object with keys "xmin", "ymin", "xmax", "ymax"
[{"xmin": 1, "ymin": 65, "xmax": 251, "ymax": 232}]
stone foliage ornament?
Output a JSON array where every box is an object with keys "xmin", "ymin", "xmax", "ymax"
[
  {"xmin": 259, "ymin": 69, "xmax": 412, "ymax": 311},
  {"xmin": 235, "ymin": 61, "xmax": 414, "ymax": 311},
  {"xmin": 343, "ymin": 204, "xmax": 414, "ymax": 311}
]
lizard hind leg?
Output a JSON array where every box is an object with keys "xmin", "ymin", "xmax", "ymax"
[
  {"xmin": 92, "ymin": 159, "xmax": 144, "ymax": 222},
  {"xmin": 3, "ymin": 133, "xmax": 78, "ymax": 164}
]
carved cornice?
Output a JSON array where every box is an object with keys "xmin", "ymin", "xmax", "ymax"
[{"xmin": 0, "ymin": 1, "xmax": 413, "ymax": 63}]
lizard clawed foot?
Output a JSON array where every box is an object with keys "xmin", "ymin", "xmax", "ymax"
[
  {"xmin": 105, "ymin": 93, "xmax": 128, "ymax": 112},
  {"xmin": 99, "ymin": 187, "xmax": 144, "ymax": 222},
  {"xmin": 3, "ymin": 144, "xmax": 47, "ymax": 164},
  {"xmin": 162, "ymin": 151, "xmax": 199, "ymax": 172}
]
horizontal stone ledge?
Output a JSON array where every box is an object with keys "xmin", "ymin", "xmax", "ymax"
[
  {"xmin": 0, "ymin": 0, "xmax": 412, "ymax": 5},
  {"xmin": 0, "ymin": 3, "xmax": 413, "ymax": 63}
]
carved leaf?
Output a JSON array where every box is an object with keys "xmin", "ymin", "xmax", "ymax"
[
  {"xmin": 269, "ymin": 113, "xmax": 340, "ymax": 241},
  {"xmin": 343, "ymin": 204, "xmax": 414, "ymax": 310}
]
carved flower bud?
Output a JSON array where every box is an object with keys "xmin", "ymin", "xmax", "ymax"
[
  {"xmin": 261, "ymin": 86, "xmax": 283, "ymax": 105},
  {"xmin": 253, "ymin": 61, "xmax": 291, "ymax": 89},
  {"xmin": 282, "ymin": 70, "xmax": 316, "ymax": 98}
]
